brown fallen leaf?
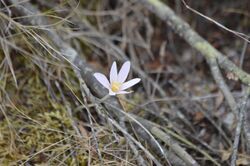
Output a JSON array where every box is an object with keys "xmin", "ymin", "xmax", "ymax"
[
  {"xmin": 226, "ymin": 72, "xmax": 239, "ymax": 81},
  {"xmin": 193, "ymin": 111, "xmax": 205, "ymax": 123},
  {"xmin": 236, "ymin": 157, "xmax": 250, "ymax": 166},
  {"xmin": 221, "ymin": 150, "xmax": 231, "ymax": 161}
]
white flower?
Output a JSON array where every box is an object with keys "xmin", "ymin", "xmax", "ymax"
[{"xmin": 94, "ymin": 61, "xmax": 141, "ymax": 96}]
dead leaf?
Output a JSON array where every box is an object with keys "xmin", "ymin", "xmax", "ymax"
[
  {"xmin": 236, "ymin": 157, "xmax": 250, "ymax": 165},
  {"xmin": 226, "ymin": 72, "xmax": 239, "ymax": 81},
  {"xmin": 194, "ymin": 111, "xmax": 205, "ymax": 122},
  {"xmin": 78, "ymin": 121, "xmax": 89, "ymax": 138},
  {"xmin": 221, "ymin": 150, "xmax": 231, "ymax": 161}
]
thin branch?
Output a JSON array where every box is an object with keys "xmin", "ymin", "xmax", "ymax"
[
  {"xmin": 230, "ymin": 87, "xmax": 250, "ymax": 166},
  {"xmin": 108, "ymin": 117, "xmax": 163, "ymax": 166},
  {"xmin": 181, "ymin": 0, "xmax": 250, "ymax": 43},
  {"xmin": 207, "ymin": 58, "xmax": 237, "ymax": 114},
  {"xmin": 119, "ymin": 117, "xmax": 148, "ymax": 166}
]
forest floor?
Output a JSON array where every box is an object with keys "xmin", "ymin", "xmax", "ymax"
[{"xmin": 1, "ymin": 0, "xmax": 250, "ymax": 165}]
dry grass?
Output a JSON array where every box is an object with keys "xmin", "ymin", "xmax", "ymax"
[{"xmin": 1, "ymin": 0, "xmax": 250, "ymax": 165}]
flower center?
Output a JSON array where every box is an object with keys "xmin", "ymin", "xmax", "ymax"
[{"xmin": 111, "ymin": 82, "xmax": 122, "ymax": 92}]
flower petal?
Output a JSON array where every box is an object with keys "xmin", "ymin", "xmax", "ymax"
[
  {"xmin": 110, "ymin": 61, "xmax": 118, "ymax": 83},
  {"xmin": 116, "ymin": 90, "xmax": 131, "ymax": 94},
  {"xmin": 94, "ymin": 73, "xmax": 110, "ymax": 89},
  {"xmin": 118, "ymin": 61, "xmax": 131, "ymax": 83},
  {"xmin": 109, "ymin": 89, "xmax": 116, "ymax": 96},
  {"xmin": 121, "ymin": 78, "xmax": 141, "ymax": 90}
]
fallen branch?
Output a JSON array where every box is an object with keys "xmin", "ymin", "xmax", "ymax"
[{"xmin": 231, "ymin": 87, "xmax": 250, "ymax": 166}]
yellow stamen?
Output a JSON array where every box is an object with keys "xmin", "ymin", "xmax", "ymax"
[{"xmin": 111, "ymin": 82, "xmax": 121, "ymax": 92}]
